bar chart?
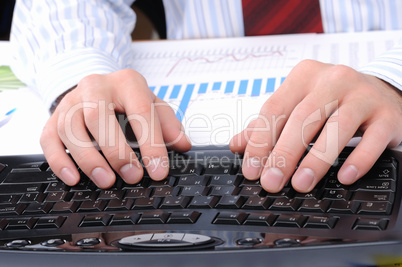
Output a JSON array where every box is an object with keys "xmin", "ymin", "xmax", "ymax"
[{"xmin": 149, "ymin": 76, "xmax": 286, "ymax": 121}]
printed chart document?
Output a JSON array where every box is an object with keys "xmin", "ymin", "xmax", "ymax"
[
  {"xmin": 0, "ymin": 31, "xmax": 401, "ymax": 155},
  {"xmin": 129, "ymin": 31, "xmax": 401, "ymax": 146}
]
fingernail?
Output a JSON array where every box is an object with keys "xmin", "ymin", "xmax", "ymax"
[
  {"xmin": 293, "ymin": 168, "xmax": 315, "ymax": 192},
  {"xmin": 60, "ymin": 167, "xmax": 78, "ymax": 185},
  {"xmin": 91, "ymin": 167, "xmax": 114, "ymax": 188},
  {"xmin": 261, "ymin": 167, "xmax": 284, "ymax": 192},
  {"xmin": 120, "ymin": 163, "xmax": 142, "ymax": 184},
  {"xmin": 338, "ymin": 165, "xmax": 358, "ymax": 184},
  {"xmin": 147, "ymin": 157, "xmax": 168, "ymax": 180},
  {"xmin": 243, "ymin": 157, "xmax": 262, "ymax": 179}
]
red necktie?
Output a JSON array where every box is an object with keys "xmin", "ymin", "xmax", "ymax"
[{"xmin": 242, "ymin": 0, "xmax": 324, "ymax": 36}]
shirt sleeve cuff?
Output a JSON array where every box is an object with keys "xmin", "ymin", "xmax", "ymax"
[
  {"xmin": 359, "ymin": 46, "xmax": 402, "ymax": 92},
  {"xmin": 36, "ymin": 48, "xmax": 122, "ymax": 111}
]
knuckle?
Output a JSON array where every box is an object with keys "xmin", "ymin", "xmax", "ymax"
[
  {"xmin": 327, "ymin": 64, "xmax": 357, "ymax": 83},
  {"xmin": 273, "ymin": 145, "xmax": 297, "ymax": 165},
  {"xmin": 261, "ymin": 98, "xmax": 286, "ymax": 117},
  {"xmin": 103, "ymin": 146, "xmax": 125, "ymax": 163},
  {"xmin": 40, "ymin": 124, "xmax": 56, "ymax": 145},
  {"xmin": 73, "ymin": 149, "xmax": 94, "ymax": 168},
  {"xmin": 78, "ymin": 74, "xmax": 103, "ymax": 89}
]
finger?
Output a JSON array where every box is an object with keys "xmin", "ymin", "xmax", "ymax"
[
  {"xmin": 229, "ymin": 119, "xmax": 257, "ymax": 154},
  {"xmin": 291, "ymin": 102, "xmax": 366, "ymax": 192},
  {"xmin": 337, "ymin": 119, "xmax": 395, "ymax": 185},
  {"xmin": 57, "ymin": 101, "xmax": 116, "ymax": 188},
  {"xmin": 121, "ymin": 84, "xmax": 169, "ymax": 181},
  {"xmin": 241, "ymin": 60, "xmax": 326, "ymax": 181},
  {"xmin": 155, "ymin": 97, "xmax": 191, "ymax": 152},
  {"xmin": 40, "ymin": 113, "xmax": 80, "ymax": 186},
  {"xmin": 83, "ymin": 102, "xmax": 144, "ymax": 185},
  {"xmin": 260, "ymin": 96, "xmax": 339, "ymax": 193}
]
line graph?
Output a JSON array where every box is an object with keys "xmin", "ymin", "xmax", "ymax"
[
  {"xmin": 132, "ymin": 42, "xmax": 300, "ymax": 81},
  {"xmin": 165, "ymin": 51, "xmax": 283, "ymax": 77}
]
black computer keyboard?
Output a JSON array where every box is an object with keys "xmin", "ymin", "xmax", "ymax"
[{"xmin": 0, "ymin": 146, "xmax": 401, "ymax": 266}]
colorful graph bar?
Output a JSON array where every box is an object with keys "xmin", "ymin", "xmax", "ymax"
[
  {"xmin": 153, "ymin": 77, "xmax": 285, "ymax": 121},
  {"xmin": 266, "ymin": 78, "xmax": 275, "ymax": 93},
  {"xmin": 169, "ymin": 85, "xmax": 181, "ymax": 99},
  {"xmin": 238, "ymin": 80, "xmax": 248, "ymax": 95},
  {"xmin": 212, "ymin": 82, "xmax": 222, "ymax": 91},
  {"xmin": 157, "ymin": 85, "xmax": 169, "ymax": 99},
  {"xmin": 225, "ymin": 81, "xmax": 235, "ymax": 93},
  {"xmin": 198, "ymin": 83, "xmax": 208, "ymax": 94},
  {"xmin": 176, "ymin": 84, "xmax": 195, "ymax": 121},
  {"xmin": 251, "ymin": 79, "xmax": 262, "ymax": 97}
]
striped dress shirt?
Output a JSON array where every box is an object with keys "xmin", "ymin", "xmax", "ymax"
[{"xmin": 10, "ymin": 0, "xmax": 402, "ymax": 109}]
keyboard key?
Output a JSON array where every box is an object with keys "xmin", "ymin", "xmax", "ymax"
[
  {"xmin": 160, "ymin": 196, "xmax": 191, "ymax": 209},
  {"xmin": 45, "ymin": 192, "xmax": 71, "ymax": 202},
  {"xmin": 0, "ymin": 163, "xmax": 6, "ymax": 174},
  {"xmin": 177, "ymin": 176, "xmax": 209, "ymax": 186},
  {"xmin": 45, "ymin": 182, "xmax": 70, "ymax": 193},
  {"xmin": 352, "ymin": 179, "xmax": 395, "ymax": 192},
  {"xmin": 6, "ymin": 218, "xmax": 37, "ymax": 230},
  {"xmin": 209, "ymin": 175, "xmax": 242, "ymax": 187},
  {"xmin": 188, "ymin": 196, "xmax": 219, "ymax": 209},
  {"xmin": 3, "ymin": 171, "xmax": 57, "ymax": 184},
  {"xmin": 327, "ymin": 200, "xmax": 359, "ymax": 214},
  {"xmin": 169, "ymin": 162, "xmax": 203, "ymax": 176},
  {"xmin": 0, "ymin": 184, "xmax": 46, "ymax": 195},
  {"xmin": 34, "ymin": 216, "xmax": 66, "ymax": 229},
  {"xmin": 209, "ymin": 186, "xmax": 240, "ymax": 196},
  {"xmin": 273, "ymin": 214, "xmax": 307, "ymax": 228},
  {"xmin": 213, "ymin": 211, "xmax": 248, "ymax": 225},
  {"xmin": 152, "ymin": 186, "xmax": 179, "ymax": 197},
  {"xmin": 323, "ymin": 189, "xmax": 351, "ymax": 201},
  {"xmin": 0, "ymin": 204, "xmax": 26, "ymax": 215},
  {"xmin": 204, "ymin": 162, "xmax": 234, "ymax": 175},
  {"xmin": 215, "ymin": 196, "xmax": 246, "ymax": 209},
  {"xmin": 266, "ymin": 188, "xmax": 294, "ymax": 199},
  {"xmin": 269, "ymin": 198, "xmax": 301, "ymax": 211},
  {"xmin": 244, "ymin": 213, "xmax": 276, "ymax": 226},
  {"xmin": 138, "ymin": 211, "xmax": 169, "ymax": 224},
  {"xmin": 132, "ymin": 197, "xmax": 161, "ymax": 209},
  {"xmin": 105, "ymin": 199, "xmax": 134, "ymax": 211},
  {"xmin": 19, "ymin": 193, "xmax": 45, "ymax": 203},
  {"xmin": 357, "ymin": 201, "xmax": 392, "ymax": 215},
  {"xmin": 364, "ymin": 166, "xmax": 396, "ymax": 180},
  {"xmin": 70, "ymin": 180, "xmax": 96, "ymax": 192},
  {"xmin": 167, "ymin": 211, "xmax": 200, "ymax": 224},
  {"xmin": 242, "ymin": 196, "xmax": 271, "ymax": 210},
  {"xmin": 353, "ymin": 218, "xmax": 389, "ymax": 231},
  {"xmin": 50, "ymin": 201, "xmax": 80, "ymax": 213},
  {"xmin": 124, "ymin": 188, "xmax": 151, "ymax": 199},
  {"xmin": 72, "ymin": 191, "xmax": 97, "ymax": 202},
  {"xmin": 78, "ymin": 200, "xmax": 107, "ymax": 212},
  {"xmin": 293, "ymin": 189, "xmax": 320, "ymax": 199},
  {"xmin": 304, "ymin": 216, "xmax": 338, "ymax": 229},
  {"xmin": 239, "ymin": 178, "xmax": 261, "ymax": 187},
  {"xmin": 80, "ymin": 215, "xmax": 111, "ymax": 227},
  {"xmin": 239, "ymin": 186, "xmax": 266, "ymax": 197},
  {"xmin": 97, "ymin": 190, "xmax": 124, "ymax": 200},
  {"xmin": 110, "ymin": 213, "xmax": 140, "ymax": 226},
  {"xmin": 23, "ymin": 202, "xmax": 53, "ymax": 214},
  {"xmin": 0, "ymin": 195, "xmax": 20, "ymax": 204},
  {"xmin": 298, "ymin": 199, "xmax": 330, "ymax": 213},
  {"xmin": 352, "ymin": 191, "xmax": 394, "ymax": 203},
  {"xmin": 179, "ymin": 186, "xmax": 209, "ymax": 196},
  {"xmin": 148, "ymin": 176, "xmax": 176, "ymax": 187}
]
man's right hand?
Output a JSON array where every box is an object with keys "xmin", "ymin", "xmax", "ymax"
[{"xmin": 40, "ymin": 69, "xmax": 191, "ymax": 188}]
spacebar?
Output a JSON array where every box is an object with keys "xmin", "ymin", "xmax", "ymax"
[{"xmin": 2, "ymin": 171, "xmax": 58, "ymax": 184}]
